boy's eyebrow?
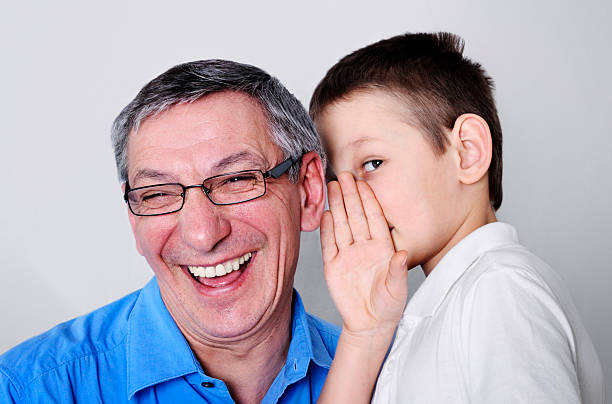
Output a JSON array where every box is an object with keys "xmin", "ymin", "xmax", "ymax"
[{"xmin": 345, "ymin": 136, "xmax": 383, "ymax": 149}]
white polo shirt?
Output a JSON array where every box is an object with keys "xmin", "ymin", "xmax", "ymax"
[{"xmin": 372, "ymin": 222, "xmax": 604, "ymax": 404}]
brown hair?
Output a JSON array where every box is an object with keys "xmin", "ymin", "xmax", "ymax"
[{"xmin": 310, "ymin": 32, "xmax": 503, "ymax": 210}]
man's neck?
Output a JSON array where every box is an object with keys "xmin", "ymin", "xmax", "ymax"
[{"xmin": 178, "ymin": 301, "xmax": 293, "ymax": 404}]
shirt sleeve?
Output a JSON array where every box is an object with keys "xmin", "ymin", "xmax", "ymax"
[
  {"xmin": 460, "ymin": 265, "xmax": 581, "ymax": 403},
  {"xmin": 0, "ymin": 367, "xmax": 22, "ymax": 404}
]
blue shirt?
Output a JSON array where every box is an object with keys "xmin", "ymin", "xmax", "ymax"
[{"xmin": 0, "ymin": 279, "xmax": 339, "ymax": 403}]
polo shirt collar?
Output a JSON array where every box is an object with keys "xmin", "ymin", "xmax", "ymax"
[
  {"xmin": 404, "ymin": 222, "xmax": 519, "ymax": 318},
  {"xmin": 264, "ymin": 291, "xmax": 333, "ymax": 400},
  {"xmin": 126, "ymin": 281, "xmax": 331, "ymax": 400},
  {"xmin": 289, "ymin": 290, "xmax": 333, "ymax": 370},
  {"xmin": 126, "ymin": 278, "xmax": 200, "ymax": 400}
]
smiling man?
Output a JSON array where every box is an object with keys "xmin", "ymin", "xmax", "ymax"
[{"xmin": 0, "ymin": 60, "xmax": 338, "ymax": 403}]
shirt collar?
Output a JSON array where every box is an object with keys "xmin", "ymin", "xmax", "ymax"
[
  {"xmin": 263, "ymin": 290, "xmax": 333, "ymax": 400},
  {"xmin": 288, "ymin": 290, "xmax": 333, "ymax": 371},
  {"xmin": 126, "ymin": 278, "xmax": 200, "ymax": 400},
  {"xmin": 125, "ymin": 281, "xmax": 332, "ymax": 399},
  {"xmin": 404, "ymin": 222, "xmax": 519, "ymax": 318}
]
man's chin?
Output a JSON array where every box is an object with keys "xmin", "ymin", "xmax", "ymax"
[
  {"xmin": 201, "ymin": 317, "xmax": 265, "ymax": 341},
  {"xmin": 159, "ymin": 253, "xmax": 291, "ymax": 343}
]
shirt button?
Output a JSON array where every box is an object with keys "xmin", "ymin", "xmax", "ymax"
[{"xmin": 201, "ymin": 381, "xmax": 214, "ymax": 388}]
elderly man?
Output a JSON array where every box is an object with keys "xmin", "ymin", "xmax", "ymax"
[{"xmin": 0, "ymin": 60, "xmax": 338, "ymax": 403}]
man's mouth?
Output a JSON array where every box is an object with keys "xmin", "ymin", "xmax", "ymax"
[{"xmin": 186, "ymin": 251, "xmax": 253, "ymax": 279}]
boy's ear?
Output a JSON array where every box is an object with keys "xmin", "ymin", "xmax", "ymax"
[
  {"xmin": 298, "ymin": 151, "xmax": 326, "ymax": 232},
  {"xmin": 451, "ymin": 113, "xmax": 493, "ymax": 185}
]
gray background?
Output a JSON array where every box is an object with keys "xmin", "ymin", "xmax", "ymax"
[{"xmin": 1, "ymin": 0, "xmax": 610, "ymax": 397}]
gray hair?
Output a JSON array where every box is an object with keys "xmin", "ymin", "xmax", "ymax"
[{"xmin": 111, "ymin": 59, "xmax": 325, "ymax": 183}]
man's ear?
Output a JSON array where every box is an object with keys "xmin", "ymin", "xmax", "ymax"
[
  {"xmin": 451, "ymin": 113, "xmax": 492, "ymax": 185},
  {"xmin": 298, "ymin": 151, "xmax": 326, "ymax": 232},
  {"xmin": 123, "ymin": 182, "xmax": 144, "ymax": 256}
]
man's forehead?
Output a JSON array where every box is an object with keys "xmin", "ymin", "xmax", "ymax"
[
  {"xmin": 134, "ymin": 92, "xmax": 269, "ymax": 141},
  {"xmin": 126, "ymin": 92, "xmax": 280, "ymax": 181}
]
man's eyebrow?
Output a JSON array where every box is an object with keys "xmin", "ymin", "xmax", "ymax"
[
  {"xmin": 130, "ymin": 151, "xmax": 266, "ymax": 184},
  {"xmin": 131, "ymin": 169, "xmax": 175, "ymax": 184},
  {"xmin": 212, "ymin": 150, "xmax": 266, "ymax": 172}
]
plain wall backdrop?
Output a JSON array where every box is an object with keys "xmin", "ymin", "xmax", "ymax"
[{"xmin": 1, "ymin": 0, "xmax": 610, "ymax": 396}]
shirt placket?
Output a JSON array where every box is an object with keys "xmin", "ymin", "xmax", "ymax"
[{"xmin": 378, "ymin": 314, "xmax": 422, "ymax": 379}]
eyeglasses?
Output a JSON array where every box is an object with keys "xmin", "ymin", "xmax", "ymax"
[{"xmin": 124, "ymin": 157, "xmax": 298, "ymax": 216}]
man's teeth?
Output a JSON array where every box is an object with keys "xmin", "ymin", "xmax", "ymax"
[{"xmin": 187, "ymin": 252, "xmax": 252, "ymax": 278}]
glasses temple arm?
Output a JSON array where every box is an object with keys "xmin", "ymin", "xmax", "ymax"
[{"xmin": 267, "ymin": 157, "xmax": 297, "ymax": 179}]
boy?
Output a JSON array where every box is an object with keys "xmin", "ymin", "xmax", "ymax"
[{"xmin": 310, "ymin": 33, "xmax": 604, "ymax": 403}]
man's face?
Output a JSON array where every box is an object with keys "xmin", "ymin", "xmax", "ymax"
[
  {"xmin": 126, "ymin": 92, "xmax": 303, "ymax": 340},
  {"xmin": 316, "ymin": 89, "xmax": 462, "ymax": 273}
]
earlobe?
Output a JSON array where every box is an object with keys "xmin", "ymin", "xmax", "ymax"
[
  {"xmin": 452, "ymin": 114, "xmax": 492, "ymax": 185},
  {"xmin": 298, "ymin": 151, "xmax": 326, "ymax": 232}
]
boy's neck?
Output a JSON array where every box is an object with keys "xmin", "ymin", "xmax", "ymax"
[{"xmin": 421, "ymin": 204, "xmax": 497, "ymax": 276}]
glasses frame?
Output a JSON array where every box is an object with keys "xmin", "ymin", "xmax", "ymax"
[{"xmin": 124, "ymin": 157, "xmax": 298, "ymax": 217}]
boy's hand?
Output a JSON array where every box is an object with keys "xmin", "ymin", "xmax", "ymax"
[{"xmin": 321, "ymin": 172, "xmax": 409, "ymax": 340}]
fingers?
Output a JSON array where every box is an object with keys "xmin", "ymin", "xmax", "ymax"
[
  {"xmin": 327, "ymin": 181, "xmax": 354, "ymax": 248},
  {"xmin": 384, "ymin": 251, "xmax": 410, "ymax": 303},
  {"xmin": 328, "ymin": 172, "xmax": 392, "ymax": 247},
  {"xmin": 320, "ymin": 210, "xmax": 338, "ymax": 265},
  {"xmin": 337, "ymin": 173, "xmax": 371, "ymax": 241},
  {"xmin": 356, "ymin": 180, "xmax": 393, "ymax": 243}
]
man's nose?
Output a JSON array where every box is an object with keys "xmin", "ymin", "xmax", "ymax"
[{"xmin": 177, "ymin": 188, "xmax": 231, "ymax": 252}]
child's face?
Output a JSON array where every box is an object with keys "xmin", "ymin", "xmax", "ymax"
[{"xmin": 316, "ymin": 90, "xmax": 463, "ymax": 273}]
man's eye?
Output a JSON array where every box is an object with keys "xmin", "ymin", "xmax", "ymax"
[
  {"xmin": 142, "ymin": 191, "xmax": 171, "ymax": 201},
  {"xmin": 363, "ymin": 160, "xmax": 383, "ymax": 172},
  {"xmin": 223, "ymin": 174, "xmax": 257, "ymax": 184}
]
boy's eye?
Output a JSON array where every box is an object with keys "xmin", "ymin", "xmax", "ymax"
[{"xmin": 363, "ymin": 160, "xmax": 383, "ymax": 172}]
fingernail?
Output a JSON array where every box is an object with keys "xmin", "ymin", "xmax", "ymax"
[{"xmin": 401, "ymin": 255, "xmax": 408, "ymax": 267}]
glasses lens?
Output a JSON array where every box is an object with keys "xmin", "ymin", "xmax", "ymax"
[
  {"xmin": 128, "ymin": 184, "xmax": 184, "ymax": 216},
  {"xmin": 206, "ymin": 170, "xmax": 265, "ymax": 204}
]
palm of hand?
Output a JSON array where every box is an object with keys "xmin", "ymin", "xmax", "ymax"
[
  {"xmin": 322, "ymin": 173, "xmax": 408, "ymax": 338},
  {"xmin": 325, "ymin": 235, "xmax": 401, "ymax": 334}
]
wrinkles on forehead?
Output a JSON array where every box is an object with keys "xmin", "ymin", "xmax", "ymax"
[
  {"xmin": 126, "ymin": 93, "xmax": 280, "ymax": 186},
  {"xmin": 130, "ymin": 149, "xmax": 270, "ymax": 186}
]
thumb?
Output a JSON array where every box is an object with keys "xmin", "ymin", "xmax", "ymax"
[{"xmin": 386, "ymin": 250, "xmax": 409, "ymax": 301}]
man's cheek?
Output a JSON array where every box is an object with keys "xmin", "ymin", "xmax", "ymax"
[
  {"xmin": 131, "ymin": 226, "xmax": 147, "ymax": 257},
  {"xmin": 135, "ymin": 238, "xmax": 145, "ymax": 256},
  {"xmin": 135, "ymin": 223, "xmax": 169, "ymax": 260}
]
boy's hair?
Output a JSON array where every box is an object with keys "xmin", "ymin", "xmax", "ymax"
[{"xmin": 310, "ymin": 32, "xmax": 503, "ymax": 210}]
